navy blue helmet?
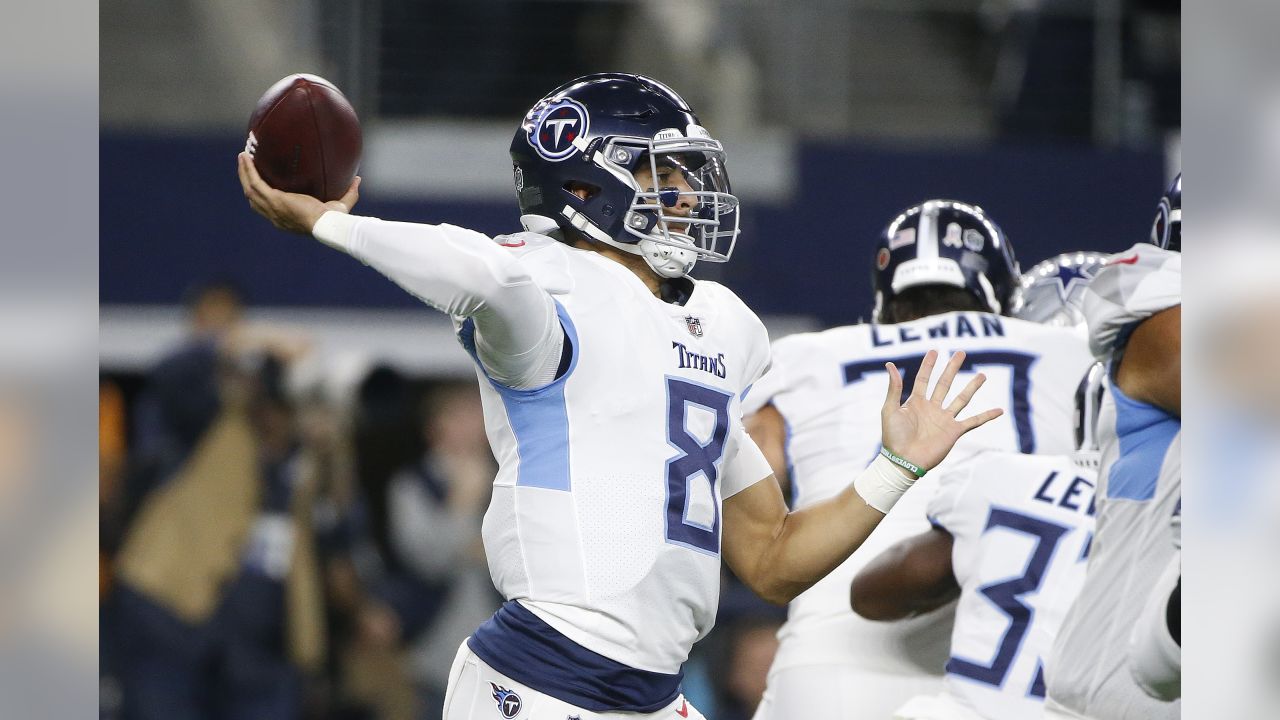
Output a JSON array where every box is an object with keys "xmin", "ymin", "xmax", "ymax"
[
  {"xmin": 1150, "ymin": 173, "xmax": 1181, "ymax": 252},
  {"xmin": 510, "ymin": 73, "xmax": 739, "ymax": 278},
  {"xmin": 1012, "ymin": 251, "xmax": 1109, "ymax": 329},
  {"xmin": 872, "ymin": 200, "xmax": 1020, "ymax": 321}
]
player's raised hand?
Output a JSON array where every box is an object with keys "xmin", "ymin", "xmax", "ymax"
[
  {"xmin": 879, "ymin": 350, "xmax": 1003, "ymax": 472},
  {"xmin": 237, "ymin": 152, "xmax": 360, "ymax": 234}
]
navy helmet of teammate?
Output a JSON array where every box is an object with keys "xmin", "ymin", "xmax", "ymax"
[
  {"xmin": 1149, "ymin": 173, "xmax": 1181, "ymax": 252},
  {"xmin": 510, "ymin": 73, "xmax": 738, "ymax": 279},
  {"xmin": 1013, "ymin": 251, "xmax": 1109, "ymax": 329},
  {"xmin": 872, "ymin": 200, "xmax": 1020, "ymax": 323}
]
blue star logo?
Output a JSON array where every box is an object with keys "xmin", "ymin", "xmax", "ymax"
[{"xmin": 1050, "ymin": 262, "xmax": 1095, "ymax": 304}]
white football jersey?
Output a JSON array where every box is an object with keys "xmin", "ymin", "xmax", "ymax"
[
  {"xmin": 468, "ymin": 233, "xmax": 772, "ymax": 674},
  {"xmin": 928, "ymin": 451, "xmax": 1096, "ymax": 720},
  {"xmin": 1046, "ymin": 245, "xmax": 1181, "ymax": 719},
  {"xmin": 745, "ymin": 311, "xmax": 1093, "ymax": 677}
]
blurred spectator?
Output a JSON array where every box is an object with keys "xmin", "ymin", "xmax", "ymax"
[
  {"xmin": 100, "ymin": 381, "xmax": 127, "ymax": 599},
  {"xmin": 101, "ymin": 281, "xmax": 388, "ymax": 720},
  {"xmin": 705, "ymin": 573, "xmax": 786, "ymax": 720},
  {"xmin": 385, "ymin": 384, "xmax": 501, "ymax": 720},
  {"xmin": 299, "ymin": 390, "xmax": 418, "ymax": 720},
  {"xmin": 719, "ymin": 617, "xmax": 783, "ymax": 720}
]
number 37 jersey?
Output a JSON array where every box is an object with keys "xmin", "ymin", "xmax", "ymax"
[
  {"xmin": 928, "ymin": 451, "xmax": 1097, "ymax": 720},
  {"xmin": 468, "ymin": 234, "xmax": 772, "ymax": 675}
]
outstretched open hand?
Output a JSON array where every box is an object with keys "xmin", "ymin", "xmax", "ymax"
[
  {"xmin": 237, "ymin": 152, "xmax": 360, "ymax": 234},
  {"xmin": 879, "ymin": 350, "xmax": 1004, "ymax": 472}
]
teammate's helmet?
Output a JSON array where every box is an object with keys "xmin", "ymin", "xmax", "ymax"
[
  {"xmin": 1011, "ymin": 251, "xmax": 1109, "ymax": 329},
  {"xmin": 510, "ymin": 73, "xmax": 739, "ymax": 278},
  {"xmin": 872, "ymin": 200, "xmax": 1019, "ymax": 322},
  {"xmin": 1149, "ymin": 173, "xmax": 1181, "ymax": 252},
  {"xmin": 1072, "ymin": 362, "xmax": 1108, "ymax": 469}
]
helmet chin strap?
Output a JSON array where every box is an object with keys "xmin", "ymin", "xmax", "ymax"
[
  {"xmin": 638, "ymin": 238, "xmax": 697, "ymax": 278},
  {"xmin": 559, "ymin": 205, "xmax": 698, "ymax": 278}
]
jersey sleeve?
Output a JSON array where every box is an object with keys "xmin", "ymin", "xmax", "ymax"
[
  {"xmin": 742, "ymin": 333, "xmax": 807, "ymax": 415},
  {"xmin": 312, "ymin": 212, "xmax": 563, "ymax": 389},
  {"xmin": 1082, "ymin": 243, "xmax": 1181, "ymax": 360},
  {"xmin": 721, "ymin": 421, "xmax": 774, "ymax": 498}
]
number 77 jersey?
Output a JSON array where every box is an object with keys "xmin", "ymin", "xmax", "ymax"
[{"xmin": 749, "ymin": 311, "xmax": 1094, "ymax": 511}]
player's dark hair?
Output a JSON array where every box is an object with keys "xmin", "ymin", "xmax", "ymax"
[{"xmin": 881, "ymin": 285, "xmax": 987, "ymax": 324}]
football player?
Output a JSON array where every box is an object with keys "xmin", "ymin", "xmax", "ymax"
[
  {"xmin": 238, "ymin": 74, "xmax": 1002, "ymax": 720},
  {"xmin": 849, "ymin": 362, "xmax": 1106, "ymax": 720},
  {"xmin": 1044, "ymin": 175, "xmax": 1182, "ymax": 719},
  {"xmin": 744, "ymin": 201, "xmax": 1095, "ymax": 720}
]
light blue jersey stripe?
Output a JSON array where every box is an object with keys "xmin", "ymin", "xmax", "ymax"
[
  {"xmin": 1106, "ymin": 380, "xmax": 1178, "ymax": 502},
  {"xmin": 458, "ymin": 300, "xmax": 580, "ymax": 492}
]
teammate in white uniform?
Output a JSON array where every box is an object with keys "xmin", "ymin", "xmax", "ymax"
[
  {"xmin": 1045, "ymin": 176, "xmax": 1182, "ymax": 719},
  {"xmin": 238, "ymin": 74, "xmax": 1003, "ymax": 720},
  {"xmin": 849, "ymin": 361, "xmax": 1106, "ymax": 720},
  {"xmin": 746, "ymin": 203, "xmax": 1096, "ymax": 720}
]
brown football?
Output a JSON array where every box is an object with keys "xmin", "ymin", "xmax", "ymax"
[{"xmin": 246, "ymin": 74, "xmax": 362, "ymax": 201}]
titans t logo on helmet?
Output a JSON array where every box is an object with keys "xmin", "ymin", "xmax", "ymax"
[{"xmin": 527, "ymin": 97, "xmax": 590, "ymax": 161}]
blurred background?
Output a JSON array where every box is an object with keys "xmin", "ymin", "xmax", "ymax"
[{"xmin": 98, "ymin": 1, "xmax": 1179, "ymax": 718}]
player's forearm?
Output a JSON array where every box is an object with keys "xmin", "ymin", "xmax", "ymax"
[
  {"xmin": 850, "ymin": 529, "xmax": 958, "ymax": 620},
  {"xmin": 749, "ymin": 483, "xmax": 887, "ymax": 605}
]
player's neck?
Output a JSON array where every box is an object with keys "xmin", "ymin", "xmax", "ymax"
[{"xmin": 570, "ymin": 239, "xmax": 664, "ymax": 298}]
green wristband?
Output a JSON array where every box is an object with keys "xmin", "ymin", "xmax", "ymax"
[{"xmin": 880, "ymin": 447, "xmax": 927, "ymax": 478}]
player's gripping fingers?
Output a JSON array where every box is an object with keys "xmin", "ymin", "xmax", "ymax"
[
  {"xmin": 882, "ymin": 361, "xmax": 903, "ymax": 415},
  {"xmin": 239, "ymin": 151, "xmax": 269, "ymax": 198},
  {"xmin": 911, "ymin": 350, "xmax": 938, "ymax": 400},
  {"xmin": 326, "ymin": 176, "xmax": 360, "ymax": 214},
  {"xmin": 237, "ymin": 152, "xmax": 253, "ymax": 197},
  {"xmin": 238, "ymin": 153, "xmax": 275, "ymax": 215},
  {"xmin": 929, "ymin": 350, "xmax": 966, "ymax": 405},
  {"xmin": 238, "ymin": 152, "xmax": 328, "ymax": 233},
  {"xmin": 960, "ymin": 407, "xmax": 1004, "ymax": 433},
  {"xmin": 945, "ymin": 372, "xmax": 988, "ymax": 416}
]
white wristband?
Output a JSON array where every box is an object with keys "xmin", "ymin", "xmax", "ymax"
[
  {"xmin": 854, "ymin": 455, "xmax": 919, "ymax": 513},
  {"xmin": 312, "ymin": 210, "xmax": 362, "ymax": 253}
]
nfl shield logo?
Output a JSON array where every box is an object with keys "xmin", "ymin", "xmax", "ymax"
[{"xmin": 685, "ymin": 316, "xmax": 703, "ymax": 337}]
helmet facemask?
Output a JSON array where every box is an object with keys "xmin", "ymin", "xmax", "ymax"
[{"xmin": 594, "ymin": 131, "xmax": 740, "ymax": 278}]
